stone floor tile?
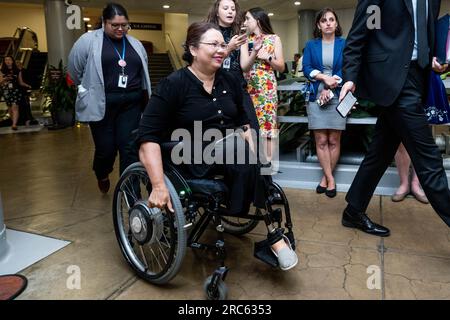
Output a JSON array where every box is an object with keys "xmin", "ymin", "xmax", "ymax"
[
  {"xmin": 384, "ymin": 252, "xmax": 450, "ymax": 300},
  {"xmin": 382, "ymin": 197, "xmax": 450, "ymax": 258}
]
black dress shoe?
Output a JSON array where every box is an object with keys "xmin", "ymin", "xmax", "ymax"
[
  {"xmin": 342, "ymin": 209, "xmax": 390, "ymax": 237},
  {"xmin": 325, "ymin": 188, "xmax": 337, "ymax": 198},
  {"xmin": 97, "ymin": 178, "xmax": 110, "ymax": 194},
  {"xmin": 316, "ymin": 184, "xmax": 327, "ymax": 194}
]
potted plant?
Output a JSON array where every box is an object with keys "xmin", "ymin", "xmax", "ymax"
[{"xmin": 42, "ymin": 60, "xmax": 76, "ymax": 129}]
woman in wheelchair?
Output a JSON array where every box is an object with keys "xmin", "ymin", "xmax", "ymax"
[
  {"xmin": 112, "ymin": 22, "xmax": 297, "ymax": 299},
  {"xmin": 137, "ymin": 22, "xmax": 298, "ymax": 272}
]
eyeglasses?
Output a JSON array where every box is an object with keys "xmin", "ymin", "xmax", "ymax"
[
  {"xmin": 199, "ymin": 42, "xmax": 228, "ymax": 51},
  {"xmin": 108, "ymin": 23, "xmax": 130, "ymax": 30}
]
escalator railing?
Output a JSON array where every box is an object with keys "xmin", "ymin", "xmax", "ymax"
[{"xmin": 3, "ymin": 27, "xmax": 39, "ymax": 67}]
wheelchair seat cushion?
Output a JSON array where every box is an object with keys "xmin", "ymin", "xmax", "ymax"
[{"xmin": 186, "ymin": 179, "xmax": 228, "ymax": 195}]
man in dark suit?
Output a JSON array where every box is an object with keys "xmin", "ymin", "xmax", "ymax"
[{"xmin": 340, "ymin": 0, "xmax": 450, "ymax": 236}]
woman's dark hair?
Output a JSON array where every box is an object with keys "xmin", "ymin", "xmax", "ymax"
[
  {"xmin": 182, "ymin": 22, "xmax": 221, "ymax": 65},
  {"xmin": 313, "ymin": 7, "xmax": 342, "ymax": 38},
  {"xmin": 247, "ymin": 7, "xmax": 274, "ymax": 35},
  {"xmin": 206, "ymin": 0, "xmax": 243, "ymax": 36},
  {"xmin": 1, "ymin": 55, "xmax": 19, "ymax": 75},
  {"xmin": 102, "ymin": 2, "xmax": 129, "ymax": 21}
]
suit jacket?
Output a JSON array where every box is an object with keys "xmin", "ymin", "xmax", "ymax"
[
  {"xmin": 435, "ymin": 13, "xmax": 449, "ymax": 64},
  {"xmin": 68, "ymin": 28, "xmax": 152, "ymax": 122},
  {"xmin": 343, "ymin": 0, "xmax": 441, "ymax": 107},
  {"xmin": 302, "ymin": 37, "xmax": 346, "ymax": 101}
]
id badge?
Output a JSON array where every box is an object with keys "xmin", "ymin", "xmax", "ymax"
[
  {"xmin": 223, "ymin": 57, "xmax": 231, "ymax": 70},
  {"xmin": 118, "ymin": 75, "xmax": 128, "ymax": 88}
]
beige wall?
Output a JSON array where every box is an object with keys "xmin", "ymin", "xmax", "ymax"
[
  {"xmin": 0, "ymin": 1, "xmax": 448, "ymax": 57},
  {"xmin": 272, "ymin": 18, "xmax": 299, "ymax": 63},
  {"xmin": 164, "ymin": 13, "xmax": 189, "ymax": 68},
  {"xmin": 127, "ymin": 12, "xmax": 166, "ymax": 53},
  {"xmin": 0, "ymin": 3, "xmax": 170, "ymax": 55},
  {"xmin": 188, "ymin": 14, "xmax": 205, "ymax": 26},
  {"xmin": 442, "ymin": 0, "xmax": 450, "ymax": 15},
  {"xmin": 334, "ymin": 8, "xmax": 357, "ymax": 37},
  {"xmin": 0, "ymin": 3, "xmax": 47, "ymax": 52}
]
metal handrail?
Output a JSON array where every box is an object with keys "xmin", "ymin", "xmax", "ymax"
[
  {"xmin": 4, "ymin": 28, "xmax": 21, "ymax": 59},
  {"xmin": 4, "ymin": 27, "xmax": 39, "ymax": 63},
  {"xmin": 165, "ymin": 32, "xmax": 184, "ymax": 69}
]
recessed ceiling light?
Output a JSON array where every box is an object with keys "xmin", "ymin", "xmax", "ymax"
[
  {"xmin": 87, "ymin": 24, "xmax": 92, "ymax": 28},
  {"xmin": 83, "ymin": 17, "xmax": 90, "ymax": 21},
  {"xmin": 294, "ymin": 1, "xmax": 301, "ymax": 5},
  {"xmin": 268, "ymin": 13, "xmax": 274, "ymax": 17},
  {"xmin": 163, "ymin": 5, "xmax": 170, "ymax": 9}
]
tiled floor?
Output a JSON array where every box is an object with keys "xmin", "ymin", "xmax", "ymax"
[{"xmin": 0, "ymin": 127, "xmax": 449, "ymax": 300}]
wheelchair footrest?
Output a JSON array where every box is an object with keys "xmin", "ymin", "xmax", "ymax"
[{"xmin": 254, "ymin": 239, "xmax": 279, "ymax": 268}]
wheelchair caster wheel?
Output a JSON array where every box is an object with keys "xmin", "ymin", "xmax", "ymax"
[{"xmin": 203, "ymin": 275, "xmax": 228, "ymax": 300}]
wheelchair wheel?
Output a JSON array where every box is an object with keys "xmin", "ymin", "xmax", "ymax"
[
  {"xmin": 203, "ymin": 275, "xmax": 228, "ymax": 300},
  {"xmin": 220, "ymin": 208, "xmax": 261, "ymax": 235},
  {"xmin": 113, "ymin": 163, "xmax": 187, "ymax": 285}
]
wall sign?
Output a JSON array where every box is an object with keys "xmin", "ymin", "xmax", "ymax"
[{"xmin": 130, "ymin": 23, "xmax": 162, "ymax": 31}]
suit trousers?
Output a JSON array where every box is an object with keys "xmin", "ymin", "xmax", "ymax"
[
  {"xmin": 346, "ymin": 62, "xmax": 450, "ymax": 227},
  {"xmin": 89, "ymin": 90, "xmax": 142, "ymax": 180}
]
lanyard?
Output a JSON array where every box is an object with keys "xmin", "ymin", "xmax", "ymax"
[{"xmin": 106, "ymin": 35, "xmax": 127, "ymax": 70}]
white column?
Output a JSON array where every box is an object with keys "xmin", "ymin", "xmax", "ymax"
[
  {"xmin": 298, "ymin": 10, "xmax": 316, "ymax": 51},
  {"xmin": 44, "ymin": 0, "xmax": 83, "ymax": 67}
]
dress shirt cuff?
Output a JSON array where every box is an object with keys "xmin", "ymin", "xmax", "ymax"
[{"xmin": 309, "ymin": 70, "xmax": 321, "ymax": 81}]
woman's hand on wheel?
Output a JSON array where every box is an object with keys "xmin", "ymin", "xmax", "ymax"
[{"xmin": 148, "ymin": 184, "xmax": 174, "ymax": 213}]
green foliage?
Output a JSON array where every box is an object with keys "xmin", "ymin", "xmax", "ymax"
[
  {"xmin": 278, "ymin": 91, "xmax": 308, "ymax": 151},
  {"xmin": 42, "ymin": 60, "xmax": 76, "ymax": 114}
]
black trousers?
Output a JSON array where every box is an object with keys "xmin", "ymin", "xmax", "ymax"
[
  {"xmin": 89, "ymin": 90, "xmax": 142, "ymax": 180},
  {"xmin": 18, "ymin": 90, "xmax": 34, "ymax": 125},
  {"xmin": 346, "ymin": 62, "xmax": 450, "ymax": 227}
]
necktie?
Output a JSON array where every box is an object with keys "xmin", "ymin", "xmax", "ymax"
[{"xmin": 417, "ymin": 0, "xmax": 429, "ymax": 68}]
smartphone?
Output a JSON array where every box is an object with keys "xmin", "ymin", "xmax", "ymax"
[
  {"xmin": 336, "ymin": 91, "xmax": 357, "ymax": 118},
  {"xmin": 239, "ymin": 26, "xmax": 247, "ymax": 36},
  {"xmin": 317, "ymin": 91, "xmax": 334, "ymax": 107}
]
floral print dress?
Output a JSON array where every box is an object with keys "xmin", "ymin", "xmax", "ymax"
[
  {"xmin": 1, "ymin": 70, "xmax": 21, "ymax": 107},
  {"xmin": 245, "ymin": 34, "xmax": 278, "ymax": 138}
]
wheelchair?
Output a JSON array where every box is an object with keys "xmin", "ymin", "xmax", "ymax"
[{"xmin": 112, "ymin": 140, "xmax": 296, "ymax": 300}]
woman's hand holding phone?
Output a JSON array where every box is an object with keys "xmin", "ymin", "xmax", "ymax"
[{"xmin": 229, "ymin": 34, "xmax": 247, "ymax": 51}]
